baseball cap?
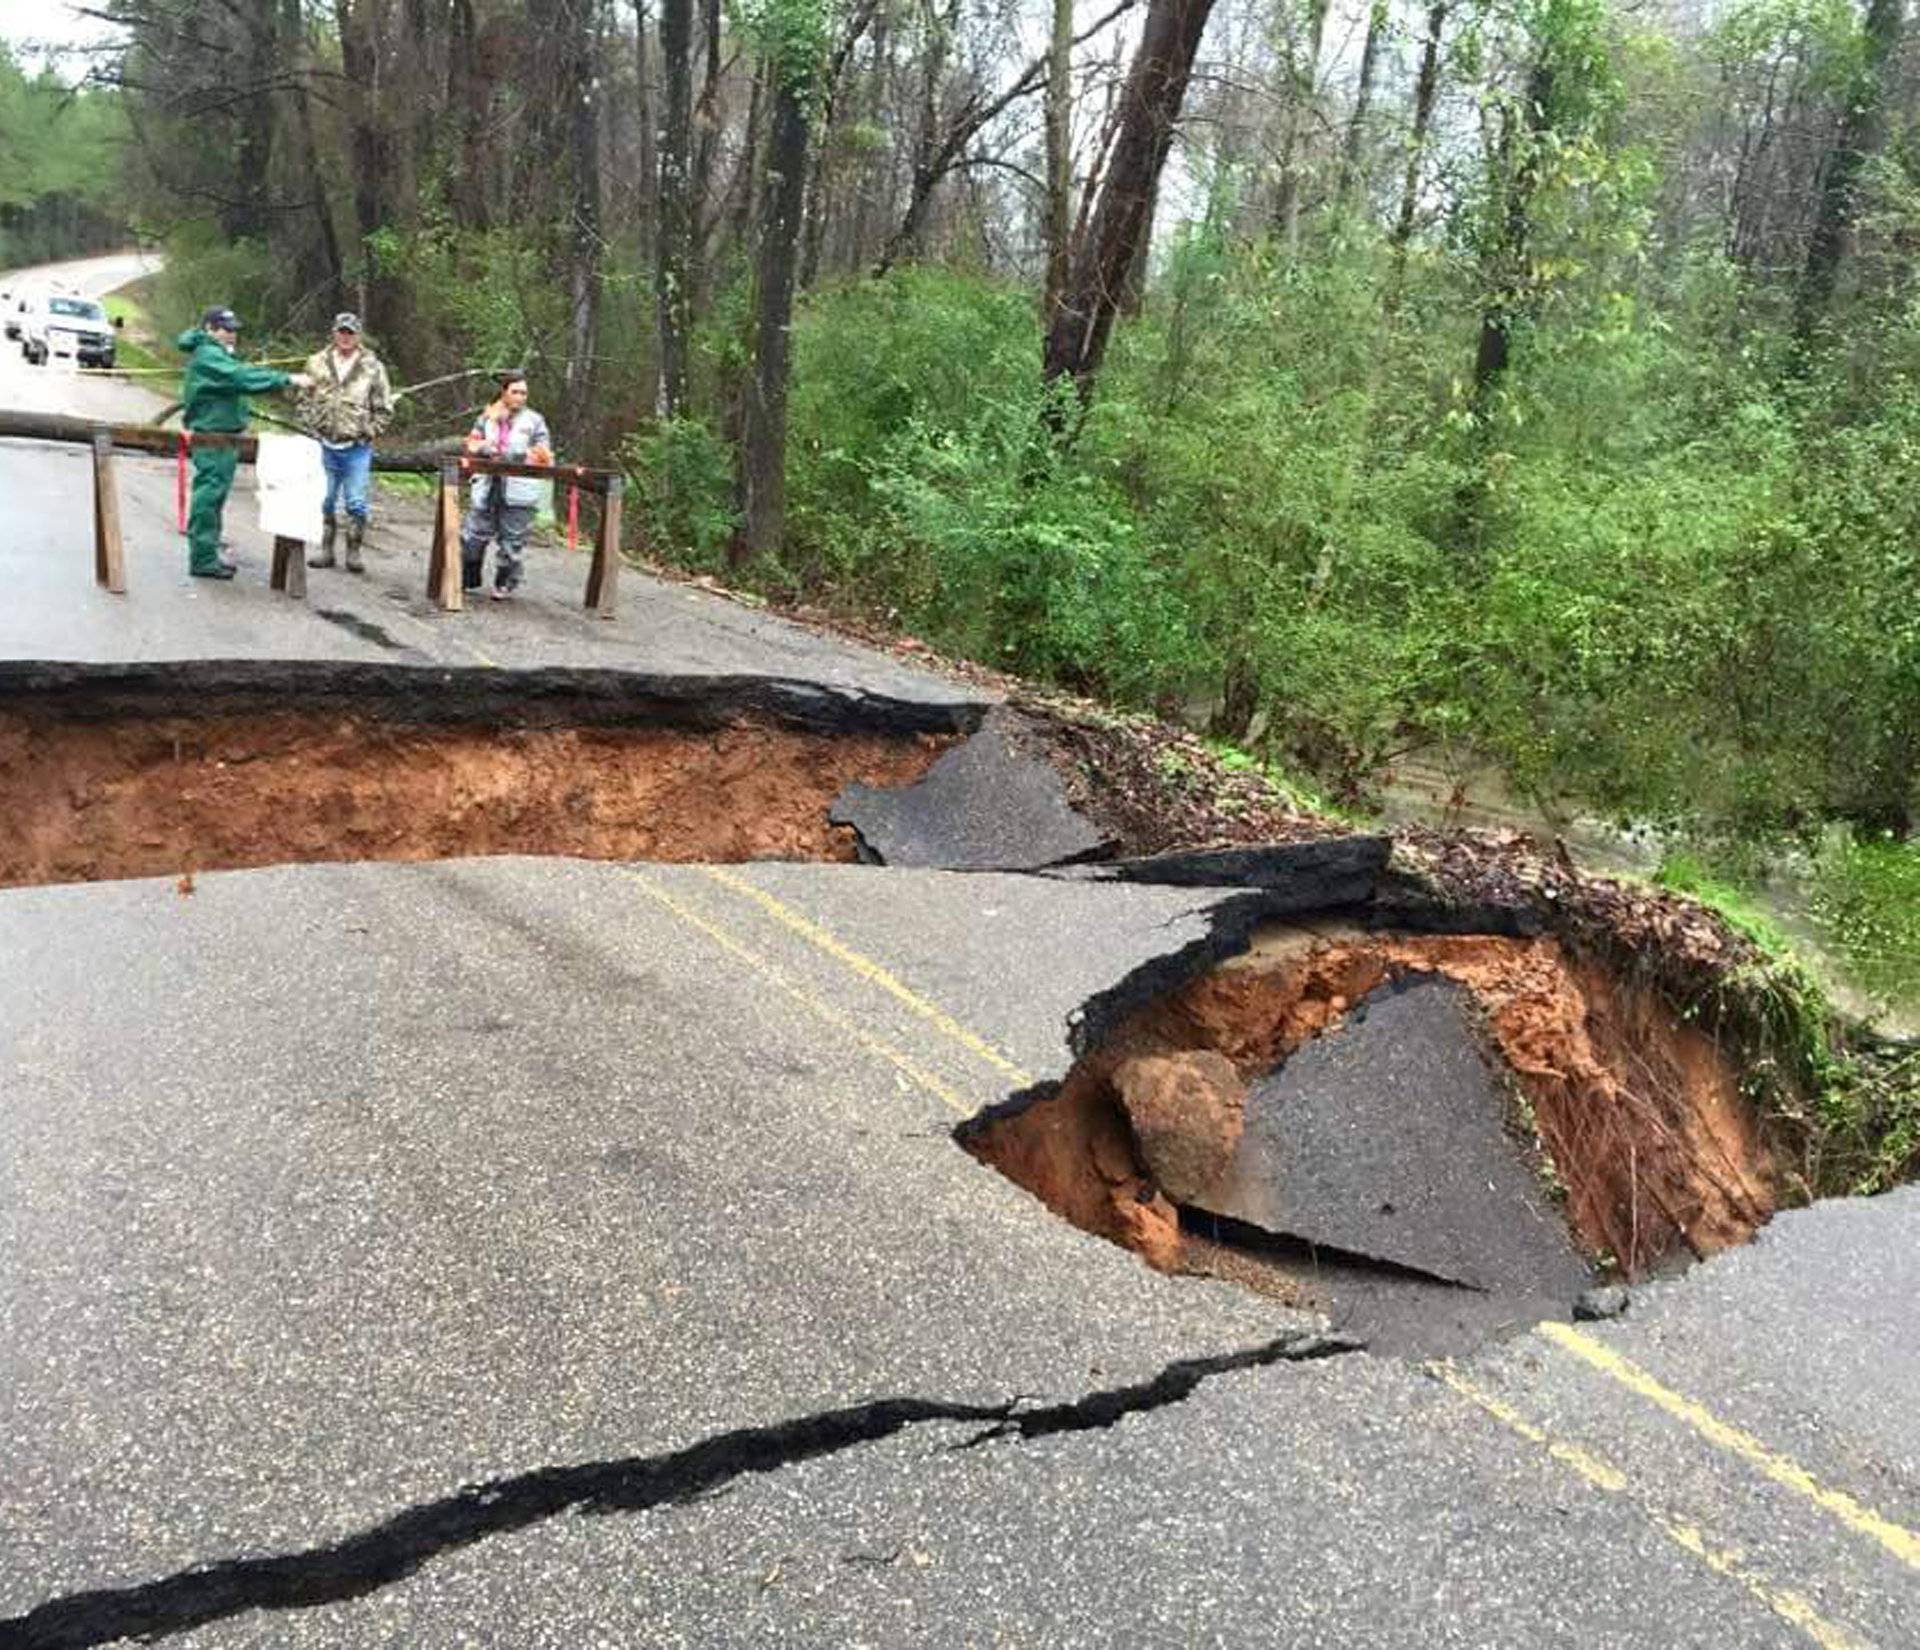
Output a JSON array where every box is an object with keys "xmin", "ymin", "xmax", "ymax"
[
  {"xmin": 332, "ymin": 311, "xmax": 362, "ymax": 333},
  {"xmin": 201, "ymin": 305, "xmax": 241, "ymax": 331}
]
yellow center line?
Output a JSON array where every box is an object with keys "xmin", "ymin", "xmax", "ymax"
[
  {"xmin": 1434, "ymin": 1363, "xmax": 1875, "ymax": 1650},
  {"xmin": 383, "ymin": 603, "xmax": 499, "ymax": 669},
  {"xmin": 1538, "ymin": 1322, "xmax": 1920, "ymax": 1573},
  {"xmin": 620, "ymin": 868, "xmax": 972, "ymax": 1118},
  {"xmin": 697, "ymin": 864, "xmax": 1034, "ymax": 1086}
]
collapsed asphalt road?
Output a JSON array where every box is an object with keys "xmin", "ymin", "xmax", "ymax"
[
  {"xmin": 4, "ymin": 859, "xmax": 1918, "ymax": 1647},
  {"xmin": 0, "ymin": 659, "xmax": 1772, "ymax": 1346},
  {"xmin": 4, "ymin": 252, "xmax": 1917, "ymax": 1647}
]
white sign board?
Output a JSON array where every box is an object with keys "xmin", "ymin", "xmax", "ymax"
[{"xmin": 254, "ymin": 433, "xmax": 328, "ymax": 543}]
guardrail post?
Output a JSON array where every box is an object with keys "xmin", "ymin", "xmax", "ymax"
[
  {"xmin": 426, "ymin": 458, "xmax": 464, "ymax": 611},
  {"xmin": 90, "ymin": 429, "xmax": 125, "ymax": 594},
  {"xmin": 584, "ymin": 475, "xmax": 622, "ymax": 619}
]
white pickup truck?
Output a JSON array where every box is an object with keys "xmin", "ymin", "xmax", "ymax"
[{"xmin": 20, "ymin": 290, "xmax": 119, "ymax": 368}]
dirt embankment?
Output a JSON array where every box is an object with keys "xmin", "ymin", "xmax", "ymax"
[
  {"xmin": 966, "ymin": 923, "xmax": 1778, "ymax": 1284},
  {"xmin": 0, "ymin": 711, "xmax": 952, "ymax": 887}
]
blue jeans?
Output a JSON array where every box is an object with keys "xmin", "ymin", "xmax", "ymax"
[{"xmin": 321, "ymin": 442, "xmax": 372, "ymax": 522}]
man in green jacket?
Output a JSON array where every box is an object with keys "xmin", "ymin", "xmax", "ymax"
[{"xmin": 175, "ymin": 306, "xmax": 311, "ymax": 579}]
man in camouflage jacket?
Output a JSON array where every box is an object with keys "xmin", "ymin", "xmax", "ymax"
[{"xmin": 296, "ymin": 312, "xmax": 394, "ymax": 573}]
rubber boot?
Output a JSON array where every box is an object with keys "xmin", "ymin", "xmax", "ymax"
[
  {"xmin": 345, "ymin": 516, "xmax": 367, "ymax": 574},
  {"xmin": 309, "ymin": 514, "xmax": 337, "ymax": 569}
]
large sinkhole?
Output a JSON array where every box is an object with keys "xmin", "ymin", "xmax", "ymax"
[
  {"xmin": 960, "ymin": 922, "xmax": 1779, "ymax": 1356},
  {"xmin": 0, "ymin": 661, "xmax": 972, "ymax": 886},
  {"xmin": 7, "ymin": 661, "xmax": 1798, "ymax": 1357}
]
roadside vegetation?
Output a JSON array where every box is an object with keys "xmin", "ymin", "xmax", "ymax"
[
  {"xmin": 100, "ymin": 284, "xmax": 166, "ymax": 375},
  {"xmin": 0, "ymin": 45, "xmax": 126, "ymax": 268}
]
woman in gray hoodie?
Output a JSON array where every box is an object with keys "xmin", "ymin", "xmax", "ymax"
[{"xmin": 459, "ymin": 371, "xmax": 554, "ymax": 600}]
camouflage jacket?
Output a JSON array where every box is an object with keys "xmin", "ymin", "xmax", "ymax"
[{"xmin": 297, "ymin": 347, "xmax": 394, "ymax": 445}]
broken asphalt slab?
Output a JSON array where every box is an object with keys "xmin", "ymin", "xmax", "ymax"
[
  {"xmin": 1193, "ymin": 975, "xmax": 1596, "ymax": 1301},
  {"xmin": 1067, "ymin": 836, "xmax": 1392, "ymax": 901},
  {"xmin": 830, "ymin": 710, "xmax": 1111, "ymax": 870}
]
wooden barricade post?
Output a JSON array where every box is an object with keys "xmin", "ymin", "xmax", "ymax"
[
  {"xmin": 269, "ymin": 536, "xmax": 307, "ymax": 599},
  {"xmin": 426, "ymin": 458, "xmax": 465, "ymax": 611},
  {"xmin": 90, "ymin": 429, "xmax": 126, "ymax": 594},
  {"xmin": 584, "ymin": 475, "xmax": 622, "ymax": 618}
]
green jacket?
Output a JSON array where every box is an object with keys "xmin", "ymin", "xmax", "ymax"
[{"xmin": 175, "ymin": 328, "xmax": 290, "ymax": 433}]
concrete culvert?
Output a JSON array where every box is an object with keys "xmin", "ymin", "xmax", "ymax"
[{"xmin": 962, "ymin": 922, "xmax": 1780, "ymax": 1354}]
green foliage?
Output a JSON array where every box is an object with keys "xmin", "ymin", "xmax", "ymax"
[
  {"xmin": 770, "ymin": 270, "xmax": 1208, "ymax": 690},
  {"xmin": 1653, "ymin": 853, "xmax": 1795, "ymax": 956},
  {"xmin": 0, "ymin": 47, "xmax": 128, "ymax": 262},
  {"xmin": 101, "ymin": 287, "xmax": 165, "ymax": 374},
  {"xmin": 148, "ymin": 227, "xmax": 280, "ymax": 340},
  {"xmin": 1812, "ymin": 836, "xmax": 1920, "ymax": 1011},
  {"xmin": 735, "ymin": 0, "xmax": 830, "ymax": 92},
  {"xmin": 623, "ymin": 417, "xmax": 739, "ymax": 568}
]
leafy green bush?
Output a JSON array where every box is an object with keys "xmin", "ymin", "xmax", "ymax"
[
  {"xmin": 1813, "ymin": 836, "xmax": 1920, "ymax": 1012},
  {"xmin": 623, "ymin": 417, "xmax": 738, "ymax": 568}
]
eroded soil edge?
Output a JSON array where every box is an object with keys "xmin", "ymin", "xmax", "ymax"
[
  {"xmin": 0, "ymin": 662, "xmax": 980, "ymax": 886},
  {"xmin": 963, "ymin": 920, "xmax": 1780, "ymax": 1332}
]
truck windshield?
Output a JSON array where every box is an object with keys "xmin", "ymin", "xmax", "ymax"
[{"xmin": 48, "ymin": 299, "xmax": 105, "ymax": 320}]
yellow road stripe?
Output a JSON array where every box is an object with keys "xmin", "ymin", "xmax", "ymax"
[
  {"xmin": 621, "ymin": 869, "xmax": 971, "ymax": 1117},
  {"xmin": 1431, "ymin": 1362, "xmax": 1627, "ymax": 1492},
  {"xmin": 697, "ymin": 865, "xmax": 1034, "ymax": 1086},
  {"xmin": 386, "ymin": 604, "xmax": 498, "ymax": 669},
  {"xmin": 1539, "ymin": 1322, "xmax": 1920, "ymax": 1573},
  {"xmin": 1435, "ymin": 1365, "xmax": 1874, "ymax": 1650}
]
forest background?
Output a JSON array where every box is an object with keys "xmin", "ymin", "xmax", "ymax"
[{"xmin": 1, "ymin": 0, "xmax": 1916, "ymax": 1017}]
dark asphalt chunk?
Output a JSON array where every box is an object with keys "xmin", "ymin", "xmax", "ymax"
[
  {"xmin": 1069, "ymin": 837, "xmax": 1390, "ymax": 904},
  {"xmin": 1193, "ymin": 976, "xmax": 1595, "ymax": 1300},
  {"xmin": 830, "ymin": 712, "xmax": 1110, "ymax": 870}
]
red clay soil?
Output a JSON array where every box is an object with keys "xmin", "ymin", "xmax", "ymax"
[
  {"xmin": 967, "ymin": 924, "xmax": 1779, "ymax": 1283},
  {"xmin": 0, "ymin": 711, "xmax": 951, "ymax": 887}
]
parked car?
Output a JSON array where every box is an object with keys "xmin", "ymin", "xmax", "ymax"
[
  {"xmin": 22, "ymin": 292, "xmax": 118, "ymax": 368},
  {"xmin": 3, "ymin": 284, "xmax": 33, "ymax": 342}
]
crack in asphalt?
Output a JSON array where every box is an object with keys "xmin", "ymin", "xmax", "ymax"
[{"xmin": 0, "ymin": 1332, "xmax": 1357, "ymax": 1649}]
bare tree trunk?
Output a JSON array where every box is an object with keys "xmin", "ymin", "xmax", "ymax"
[
  {"xmin": 1795, "ymin": 0, "xmax": 1904, "ymax": 343},
  {"xmin": 892, "ymin": 0, "xmax": 963, "ymax": 266},
  {"xmin": 691, "ymin": 0, "xmax": 726, "ymax": 241},
  {"xmin": 733, "ymin": 69, "xmax": 812, "ymax": 564},
  {"xmin": 845, "ymin": 0, "xmax": 890, "ymax": 271},
  {"xmin": 447, "ymin": 0, "xmax": 493, "ymax": 230},
  {"xmin": 1339, "ymin": 0, "xmax": 1388, "ymax": 211},
  {"xmin": 656, "ymin": 0, "xmax": 694, "ymax": 417},
  {"xmin": 801, "ymin": 0, "xmax": 881, "ymax": 289},
  {"xmin": 565, "ymin": 0, "xmax": 604, "ymax": 410},
  {"xmin": 1118, "ymin": 168, "xmax": 1157, "ymax": 314},
  {"xmin": 1272, "ymin": 0, "xmax": 1328, "ymax": 253},
  {"xmin": 1471, "ymin": 56, "xmax": 1553, "ymax": 417},
  {"xmin": 1044, "ymin": 0, "xmax": 1075, "ymax": 316},
  {"xmin": 729, "ymin": 61, "xmax": 769, "ymax": 262},
  {"xmin": 634, "ymin": 0, "xmax": 658, "ymax": 267},
  {"xmin": 1041, "ymin": 0, "xmax": 1216, "ymax": 409},
  {"xmin": 875, "ymin": 0, "xmax": 1141, "ymax": 274},
  {"xmin": 279, "ymin": 0, "xmax": 344, "ymax": 305},
  {"xmin": 1387, "ymin": 0, "xmax": 1446, "ymax": 307},
  {"xmin": 335, "ymin": 0, "xmax": 402, "ymax": 332}
]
